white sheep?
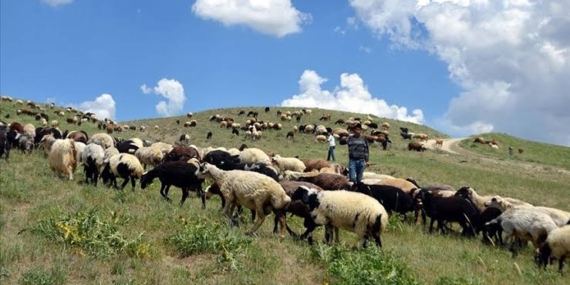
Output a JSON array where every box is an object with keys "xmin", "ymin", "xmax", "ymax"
[
  {"xmin": 150, "ymin": 142, "xmax": 173, "ymax": 157},
  {"xmin": 135, "ymin": 146, "xmax": 164, "ymax": 169},
  {"xmin": 199, "ymin": 163, "xmax": 291, "ymax": 237},
  {"xmin": 101, "ymin": 153, "xmax": 144, "ymax": 190},
  {"xmin": 362, "ymin": 172, "xmax": 396, "ymax": 181},
  {"xmin": 536, "ymin": 225, "xmax": 570, "ymax": 273},
  {"xmin": 238, "ymin": 147, "xmax": 271, "ymax": 165},
  {"xmin": 81, "ymin": 143, "xmax": 105, "ymax": 186},
  {"xmin": 485, "ymin": 196, "xmax": 569, "ymax": 227},
  {"xmin": 88, "ymin": 133, "xmax": 115, "ymax": 149},
  {"xmin": 104, "ymin": 146, "xmax": 119, "ymax": 160},
  {"xmin": 292, "ymin": 186, "xmax": 388, "ymax": 247},
  {"xmin": 486, "ymin": 208, "xmax": 558, "ymax": 257},
  {"xmin": 455, "ymin": 187, "xmax": 532, "ymax": 212},
  {"xmin": 227, "ymin": 148, "xmax": 241, "ymax": 156},
  {"xmin": 23, "ymin": 123, "xmax": 35, "ymax": 137},
  {"xmin": 315, "ymin": 135, "xmax": 327, "ymax": 143},
  {"xmin": 48, "ymin": 138, "xmax": 78, "ymax": 180},
  {"xmin": 271, "ymin": 155, "xmax": 306, "ymax": 173}
]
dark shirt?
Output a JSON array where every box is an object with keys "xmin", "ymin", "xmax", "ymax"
[{"xmin": 339, "ymin": 134, "xmax": 369, "ymax": 161}]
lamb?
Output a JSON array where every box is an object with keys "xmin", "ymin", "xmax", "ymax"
[
  {"xmin": 417, "ymin": 188, "xmax": 480, "ymax": 236},
  {"xmin": 81, "ymin": 143, "xmax": 105, "ymax": 186},
  {"xmin": 238, "ymin": 147, "xmax": 271, "ymax": 165},
  {"xmin": 535, "ymin": 224, "xmax": 570, "ymax": 274},
  {"xmin": 135, "ymin": 146, "xmax": 164, "ymax": 169},
  {"xmin": 485, "ymin": 208, "xmax": 558, "ymax": 257},
  {"xmin": 198, "ymin": 163, "xmax": 291, "ymax": 237},
  {"xmin": 140, "ymin": 160, "xmax": 205, "ymax": 207},
  {"xmin": 101, "ymin": 153, "xmax": 144, "ymax": 190},
  {"xmin": 271, "ymin": 155, "xmax": 306, "ymax": 173},
  {"xmin": 179, "ymin": 134, "xmax": 190, "ymax": 144},
  {"xmin": 353, "ymin": 182, "xmax": 415, "ymax": 218},
  {"xmin": 48, "ymin": 138, "xmax": 78, "ymax": 180},
  {"xmin": 291, "ymin": 186, "xmax": 388, "ymax": 247},
  {"xmin": 87, "ymin": 133, "xmax": 115, "ymax": 149}
]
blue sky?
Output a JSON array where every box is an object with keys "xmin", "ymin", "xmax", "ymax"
[{"xmin": 1, "ymin": 0, "xmax": 569, "ymax": 146}]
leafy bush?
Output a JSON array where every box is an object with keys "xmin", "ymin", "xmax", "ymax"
[
  {"xmin": 18, "ymin": 265, "xmax": 66, "ymax": 285},
  {"xmin": 31, "ymin": 208, "xmax": 151, "ymax": 259},
  {"xmin": 310, "ymin": 244, "xmax": 420, "ymax": 285}
]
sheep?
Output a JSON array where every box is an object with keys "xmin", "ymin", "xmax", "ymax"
[
  {"xmin": 400, "ymin": 132, "xmax": 413, "ymax": 140},
  {"xmin": 362, "ymin": 172, "xmax": 395, "ymax": 181},
  {"xmin": 164, "ymin": 144, "xmax": 200, "ymax": 162},
  {"xmin": 0, "ymin": 126, "xmax": 10, "ymax": 163},
  {"xmin": 285, "ymin": 131, "xmax": 294, "ymax": 139},
  {"xmin": 179, "ymin": 134, "xmax": 190, "ymax": 144},
  {"xmin": 116, "ymin": 139, "xmax": 142, "ymax": 154},
  {"xmin": 101, "ymin": 153, "xmax": 144, "ymax": 190},
  {"xmin": 315, "ymin": 135, "xmax": 327, "ymax": 143},
  {"xmin": 81, "ymin": 143, "xmax": 105, "ymax": 186},
  {"xmin": 292, "ymin": 186, "xmax": 388, "ymax": 247},
  {"xmin": 485, "ymin": 196, "xmax": 569, "ymax": 227},
  {"xmin": 135, "ymin": 146, "xmax": 164, "ymax": 169},
  {"xmin": 238, "ymin": 147, "xmax": 271, "ymax": 165},
  {"xmin": 300, "ymin": 158, "xmax": 330, "ymax": 172},
  {"xmin": 416, "ymin": 188, "xmax": 480, "ymax": 236},
  {"xmin": 353, "ymin": 182, "xmax": 415, "ymax": 218},
  {"xmin": 486, "ymin": 208, "xmax": 559, "ymax": 257},
  {"xmin": 206, "ymin": 131, "xmax": 213, "ymax": 140},
  {"xmin": 455, "ymin": 187, "xmax": 532, "ymax": 212},
  {"xmin": 48, "ymin": 138, "xmax": 78, "ymax": 180},
  {"xmin": 150, "ymin": 142, "xmax": 173, "ymax": 157},
  {"xmin": 435, "ymin": 139, "xmax": 443, "ymax": 147},
  {"xmin": 23, "ymin": 123, "xmax": 35, "ymax": 138},
  {"xmin": 18, "ymin": 134, "xmax": 34, "ymax": 154},
  {"xmin": 271, "ymin": 155, "xmax": 306, "ymax": 173},
  {"xmin": 535, "ymin": 225, "xmax": 570, "ymax": 274},
  {"xmin": 408, "ymin": 141, "xmax": 426, "ymax": 152},
  {"xmin": 65, "ymin": 130, "xmax": 89, "ymax": 144},
  {"xmin": 371, "ymin": 178, "xmax": 418, "ymax": 194},
  {"xmin": 297, "ymin": 173, "xmax": 352, "ymax": 191},
  {"xmin": 140, "ymin": 160, "xmax": 205, "ymax": 207},
  {"xmin": 198, "ymin": 163, "xmax": 291, "ymax": 237},
  {"xmin": 88, "ymin": 133, "xmax": 115, "ymax": 149},
  {"xmin": 104, "ymin": 146, "xmax": 119, "ymax": 160}
]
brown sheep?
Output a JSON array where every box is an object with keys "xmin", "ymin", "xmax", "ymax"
[
  {"xmin": 474, "ymin": 137, "xmax": 486, "ymax": 144},
  {"xmin": 164, "ymin": 144, "xmax": 201, "ymax": 162},
  {"xmin": 435, "ymin": 139, "xmax": 443, "ymax": 147},
  {"xmin": 413, "ymin": 133, "xmax": 429, "ymax": 142},
  {"xmin": 300, "ymin": 158, "xmax": 330, "ymax": 172},
  {"xmin": 65, "ymin": 130, "xmax": 88, "ymax": 144},
  {"xmin": 518, "ymin": 148, "xmax": 524, "ymax": 154},
  {"xmin": 408, "ymin": 141, "xmax": 426, "ymax": 152},
  {"xmin": 381, "ymin": 122, "xmax": 390, "ymax": 130},
  {"xmin": 297, "ymin": 173, "xmax": 352, "ymax": 190}
]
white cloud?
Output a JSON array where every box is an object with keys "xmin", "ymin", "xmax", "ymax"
[
  {"xmin": 140, "ymin": 78, "xmax": 186, "ymax": 117},
  {"xmin": 191, "ymin": 0, "xmax": 311, "ymax": 38},
  {"xmin": 281, "ymin": 70, "xmax": 425, "ymax": 124},
  {"xmin": 349, "ymin": 0, "xmax": 570, "ymax": 146},
  {"xmin": 41, "ymin": 0, "xmax": 74, "ymax": 7},
  {"xmin": 359, "ymin": 45, "xmax": 372, "ymax": 53},
  {"xmin": 79, "ymin": 94, "xmax": 116, "ymax": 120}
]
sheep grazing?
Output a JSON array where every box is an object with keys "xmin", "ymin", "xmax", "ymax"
[
  {"xmin": 199, "ymin": 163, "xmax": 291, "ymax": 237},
  {"xmin": 164, "ymin": 144, "xmax": 200, "ymax": 162},
  {"xmin": 518, "ymin": 148, "xmax": 524, "ymax": 154},
  {"xmin": 416, "ymin": 188, "xmax": 480, "ymax": 236},
  {"xmin": 277, "ymin": 181, "xmax": 324, "ymax": 239},
  {"xmin": 408, "ymin": 141, "xmax": 426, "ymax": 152},
  {"xmin": 353, "ymin": 182, "xmax": 415, "ymax": 218},
  {"xmin": 297, "ymin": 173, "xmax": 352, "ymax": 191},
  {"xmin": 0, "ymin": 126, "xmax": 10, "ymax": 163},
  {"xmin": 116, "ymin": 139, "xmax": 143, "ymax": 154},
  {"xmin": 535, "ymin": 225, "xmax": 570, "ymax": 274},
  {"xmin": 88, "ymin": 133, "xmax": 115, "ymax": 149},
  {"xmin": 285, "ymin": 131, "xmax": 294, "ymax": 139},
  {"xmin": 18, "ymin": 134, "xmax": 34, "ymax": 154},
  {"xmin": 206, "ymin": 131, "xmax": 213, "ymax": 140},
  {"xmin": 292, "ymin": 186, "xmax": 388, "ymax": 247},
  {"xmin": 486, "ymin": 208, "xmax": 558, "ymax": 257},
  {"xmin": 271, "ymin": 155, "xmax": 306, "ymax": 173},
  {"xmin": 140, "ymin": 160, "xmax": 205, "ymax": 207},
  {"xmin": 81, "ymin": 143, "xmax": 105, "ymax": 186},
  {"xmin": 65, "ymin": 130, "xmax": 89, "ymax": 144},
  {"xmin": 455, "ymin": 187, "xmax": 532, "ymax": 213},
  {"xmin": 101, "ymin": 153, "xmax": 144, "ymax": 190},
  {"xmin": 48, "ymin": 138, "xmax": 78, "ymax": 180},
  {"xmin": 400, "ymin": 132, "xmax": 413, "ymax": 140},
  {"xmin": 485, "ymin": 196, "xmax": 569, "ymax": 227},
  {"xmin": 179, "ymin": 134, "xmax": 190, "ymax": 144},
  {"xmin": 315, "ymin": 135, "xmax": 327, "ymax": 143},
  {"xmin": 135, "ymin": 146, "xmax": 164, "ymax": 169},
  {"xmin": 238, "ymin": 147, "xmax": 271, "ymax": 165}
]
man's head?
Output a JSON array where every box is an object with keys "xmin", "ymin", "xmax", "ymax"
[{"xmin": 353, "ymin": 123, "xmax": 362, "ymax": 136}]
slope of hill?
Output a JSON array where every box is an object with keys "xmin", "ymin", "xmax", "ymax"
[{"xmin": 1, "ymin": 98, "xmax": 569, "ymax": 285}]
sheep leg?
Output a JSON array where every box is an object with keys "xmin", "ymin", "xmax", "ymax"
[
  {"xmin": 558, "ymin": 257, "xmax": 565, "ymax": 274},
  {"xmin": 274, "ymin": 213, "xmax": 299, "ymax": 238},
  {"xmin": 361, "ymin": 235, "xmax": 369, "ymax": 248},
  {"xmin": 196, "ymin": 186, "xmax": 206, "ymax": 209},
  {"xmin": 373, "ymin": 233, "xmax": 382, "ymax": 248},
  {"xmin": 67, "ymin": 166, "xmax": 74, "ymax": 180},
  {"xmin": 119, "ymin": 177, "xmax": 130, "ymax": 190},
  {"xmin": 130, "ymin": 177, "xmax": 136, "ymax": 191},
  {"xmin": 273, "ymin": 209, "xmax": 288, "ymax": 238},
  {"xmin": 428, "ymin": 218, "xmax": 436, "ymax": 233},
  {"xmin": 300, "ymin": 218, "xmax": 316, "ymax": 240},
  {"xmin": 246, "ymin": 208, "xmax": 265, "ymax": 236},
  {"xmin": 160, "ymin": 185, "xmax": 171, "ymax": 202},
  {"xmin": 179, "ymin": 187, "xmax": 189, "ymax": 206},
  {"xmin": 324, "ymin": 224, "xmax": 334, "ymax": 245}
]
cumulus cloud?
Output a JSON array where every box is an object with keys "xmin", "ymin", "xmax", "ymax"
[
  {"xmin": 192, "ymin": 0, "xmax": 311, "ymax": 37},
  {"xmin": 281, "ymin": 70, "xmax": 424, "ymax": 124},
  {"xmin": 140, "ymin": 78, "xmax": 186, "ymax": 117},
  {"xmin": 79, "ymin": 94, "xmax": 116, "ymax": 120},
  {"xmin": 349, "ymin": 0, "xmax": 570, "ymax": 146},
  {"xmin": 41, "ymin": 0, "xmax": 74, "ymax": 7}
]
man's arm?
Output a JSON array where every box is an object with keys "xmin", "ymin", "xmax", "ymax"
[{"xmin": 339, "ymin": 135, "xmax": 348, "ymax": 145}]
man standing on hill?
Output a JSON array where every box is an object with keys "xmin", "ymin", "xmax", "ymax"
[
  {"xmin": 339, "ymin": 123, "xmax": 369, "ymax": 186},
  {"xmin": 326, "ymin": 132, "xmax": 336, "ymax": 162}
]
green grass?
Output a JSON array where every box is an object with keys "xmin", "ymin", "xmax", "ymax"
[{"xmin": 1, "ymin": 98, "xmax": 570, "ymax": 284}]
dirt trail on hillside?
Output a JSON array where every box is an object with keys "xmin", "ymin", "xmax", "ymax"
[{"xmin": 423, "ymin": 138, "xmax": 466, "ymax": 155}]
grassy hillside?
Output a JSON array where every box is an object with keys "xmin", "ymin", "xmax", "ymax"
[
  {"xmin": 459, "ymin": 133, "xmax": 570, "ymax": 171},
  {"xmin": 1, "ymin": 98, "xmax": 570, "ymax": 285}
]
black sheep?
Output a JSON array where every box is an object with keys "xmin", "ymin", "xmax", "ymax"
[
  {"xmin": 354, "ymin": 182, "xmax": 415, "ymax": 217},
  {"xmin": 401, "ymin": 132, "xmax": 413, "ymax": 140},
  {"xmin": 140, "ymin": 160, "xmax": 205, "ymax": 207},
  {"xmin": 0, "ymin": 126, "xmax": 10, "ymax": 163},
  {"xmin": 478, "ymin": 207, "xmax": 504, "ymax": 245},
  {"xmin": 203, "ymin": 150, "xmax": 240, "ymax": 167},
  {"xmin": 206, "ymin": 131, "xmax": 213, "ymax": 140},
  {"xmin": 417, "ymin": 189, "xmax": 480, "ymax": 237},
  {"xmin": 264, "ymin": 107, "xmax": 270, "ymax": 113},
  {"xmin": 400, "ymin": 127, "xmax": 409, "ymax": 133},
  {"xmin": 116, "ymin": 139, "xmax": 140, "ymax": 154},
  {"xmin": 232, "ymin": 128, "xmax": 239, "ymax": 136}
]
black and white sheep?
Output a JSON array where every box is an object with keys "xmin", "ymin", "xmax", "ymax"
[
  {"xmin": 81, "ymin": 143, "xmax": 105, "ymax": 186},
  {"xmin": 101, "ymin": 153, "xmax": 144, "ymax": 190},
  {"xmin": 535, "ymin": 224, "xmax": 570, "ymax": 274},
  {"xmin": 291, "ymin": 186, "xmax": 388, "ymax": 247},
  {"xmin": 140, "ymin": 160, "xmax": 205, "ymax": 207}
]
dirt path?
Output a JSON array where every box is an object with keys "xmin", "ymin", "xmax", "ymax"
[{"xmin": 423, "ymin": 138, "xmax": 467, "ymax": 155}]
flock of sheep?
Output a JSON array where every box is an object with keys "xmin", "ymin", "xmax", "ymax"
[{"xmin": 0, "ymin": 98, "xmax": 569, "ymax": 275}]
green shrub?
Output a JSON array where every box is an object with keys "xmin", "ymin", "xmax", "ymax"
[
  {"xmin": 31, "ymin": 208, "xmax": 151, "ymax": 259},
  {"xmin": 309, "ymin": 244, "xmax": 420, "ymax": 285}
]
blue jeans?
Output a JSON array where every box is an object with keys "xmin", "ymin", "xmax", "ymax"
[
  {"xmin": 327, "ymin": 146, "xmax": 336, "ymax": 161},
  {"xmin": 348, "ymin": 158, "xmax": 366, "ymax": 184}
]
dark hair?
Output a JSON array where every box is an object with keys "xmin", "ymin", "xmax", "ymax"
[{"xmin": 354, "ymin": 123, "xmax": 362, "ymax": 129}]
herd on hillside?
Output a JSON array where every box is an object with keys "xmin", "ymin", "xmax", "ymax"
[{"xmin": 0, "ymin": 96, "xmax": 568, "ymax": 274}]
